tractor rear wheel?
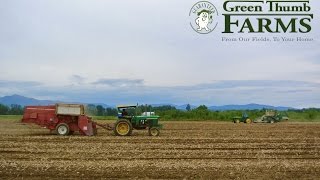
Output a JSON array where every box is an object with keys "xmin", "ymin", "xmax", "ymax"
[
  {"xmin": 148, "ymin": 127, "xmax": 160, "ymax": 136},
  {"xmin": 56, "ymin": 123, "xmax": 70, "ymax": 136},
  {"xmin": 114, "ymin": 120, "xmax": 132, "ymax": 136},
  {"xmin": 245, "ymin": 118, "xmax": 252, "ymax": 124}
]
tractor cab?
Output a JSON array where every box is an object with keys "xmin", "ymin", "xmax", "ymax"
[{"xmin": 117, "ymin": 105, "xmax": 137, "ymax": 120}]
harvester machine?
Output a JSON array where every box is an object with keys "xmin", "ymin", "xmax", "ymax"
[
  {"xmin": 254, "ymin": 110, "xmax": 289, "ymax": 123},
  {"xmin": 21, "ymin": 104, "xmax": 97, "ymax": 136}
]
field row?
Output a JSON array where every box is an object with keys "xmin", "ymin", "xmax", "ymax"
[{"xmin": 1, "ymin": 120, "xmax": 320, "ymax": 179}]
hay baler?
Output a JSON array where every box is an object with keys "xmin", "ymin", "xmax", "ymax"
[{"xmin": 21, "ymin": 104, "xmax": 97, "ymax": 136}]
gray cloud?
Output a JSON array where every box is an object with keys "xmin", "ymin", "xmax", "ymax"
[
  {"xmin": 173, "ymin": 80, "xmax": 320, "ymax": 91},
  {"xmin": 0, "ymin": 80, "xmax": 42, "ymax": 88},
  {"xmin": 92, "ymin": 78, "xmax": 144, "ymax": 87},
  {"xmin": 0, "ymin": 79, "xmax": 319, "ymax": 108},
  {"xmin": 69, "ymin": 75, "xmax": 86, "ymax": 85}
]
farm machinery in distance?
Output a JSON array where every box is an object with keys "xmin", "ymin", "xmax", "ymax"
[
  {"xmin": 21, "ymin": 103, "xmax": 162, "ymax": 136},
  {"xmin": 254, "ymin": 110, "xmax": 289, "ymax": 123},
  {"xmin": 232, "ymin": 110, "xmax": 289, "ymax": 124},
  {"xmin": 232, "ymin": 112, "xmax": 252, "ymax": 123}
]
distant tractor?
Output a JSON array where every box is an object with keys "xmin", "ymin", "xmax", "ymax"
[
  {"xmin": 254, "ymin": 110, "xmax": 289, "ymax": 123},
  {"xmin": 114, "ymin": 105, "xmax": 162, "ymax": 136},
  {"xmin": 232, "ymin": 112, "xmax": 252, "ymax": 123}
]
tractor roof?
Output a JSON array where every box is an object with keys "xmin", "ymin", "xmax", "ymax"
[{"xmin": 117, "ymin": 105, "xmax": 137, "ymax": 108}]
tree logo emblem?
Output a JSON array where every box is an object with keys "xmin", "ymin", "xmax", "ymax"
[{"xmin": 189, "ymin": 1, "xmax": 219, "ymax": 34}]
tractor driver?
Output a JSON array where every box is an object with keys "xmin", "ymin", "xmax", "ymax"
[{"xmin": 121, "ymin": 109, "xmax": 128, "ymax": 116}]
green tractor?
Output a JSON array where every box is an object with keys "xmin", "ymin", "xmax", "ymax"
[
  {"xmin": 114, "ymin": 105, "xmax": 162, "ymax": 136},
  {"xmin": 254, "ymin": 110, "xmax": 289, "ymax": 123},
  {"xmin": 232, "ymin": 112, "xmax": 252, "ymax": 123}
]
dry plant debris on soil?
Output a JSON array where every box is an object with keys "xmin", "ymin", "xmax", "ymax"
[{"xmin": 0, "ymin": 120, "xmax": 320, "ymax": 179}]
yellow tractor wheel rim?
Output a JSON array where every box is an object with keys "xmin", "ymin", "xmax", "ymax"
[
  {"xmin": 116, "ymin": 122, "xmax": 129, "ymax": 135},
  {"xmin": 150, "ymin": 128, "xmax": 158, "ymax": 136},
  {"xmin": 246, "ymin": 119, "xmax": 251, "ymax": 123}
]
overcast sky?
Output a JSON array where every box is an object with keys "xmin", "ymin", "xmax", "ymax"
[{"xmin": 0, "ymin": 0, "xmax": 319, "ymax": 108}]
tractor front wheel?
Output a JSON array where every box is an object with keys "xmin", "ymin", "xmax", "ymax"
[
  {"xmin": 148, "ymin": 127, "xmax": 160, "ymax": 136},
  {"xmin": 114, "ymin": 120, "xmax": 132, "ymax": 136},
  {"xmin": 56, "ymin": 123, "xmax": 70, "ymax": 136},
  {"xmin": 233, "ymin": 119, "xmax": 240, "ymax": 123}
]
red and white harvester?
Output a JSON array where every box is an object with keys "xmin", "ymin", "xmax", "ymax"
[{"xmin": 21, "ymin": 104, "xmax": 97, "ymax": 136}]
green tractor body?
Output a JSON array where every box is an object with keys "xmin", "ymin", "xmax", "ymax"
[
  {"xmin": 232, "ymin": 112, "xmax": 252, "ymax": 123},
  {"xmin": 254, "ymin": 110, "xmax": 289, "ymax": 123},
  {"xmin": 114, "ymin": 105, "xmax": 162, "ymax": 136}
]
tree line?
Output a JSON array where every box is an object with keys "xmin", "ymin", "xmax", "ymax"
[
  {"xmin": 1, "ymin": 103, "xmax": 319, "ymax": 121},
  {"xmin": 85, "ymin": 104, "xmax": 320, "ymax": 121},
  {"xmin": 0, "ymin": 104, "xmax": 24, "ymax": 115}
]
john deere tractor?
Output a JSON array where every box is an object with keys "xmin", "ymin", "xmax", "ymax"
[
  {"xmin": 232, "ymin": 112, "xmax": 252, "ymax": 123},
  {"xmin": 114, "ymin": 105, "xmax": 162, "ymax": 136}
]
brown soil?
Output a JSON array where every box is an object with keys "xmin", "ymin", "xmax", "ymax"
[{"xmin": 1, "ymin": 120, "xmax": 320, "ymax": 179}]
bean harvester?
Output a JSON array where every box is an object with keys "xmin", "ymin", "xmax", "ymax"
[
  {"xmin": 254, "ymin": 110, "xmax": 289, "ymax": 123},
  {"xmin": 21, "ymin": 104, "xmax": 97, "ymax": 136}
]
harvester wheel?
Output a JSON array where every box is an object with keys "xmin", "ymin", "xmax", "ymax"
[
  {"xmin": 148, "ymin": 127, "xmax": 160, "ymax": 136},
  {"xmin": 56, "ymin": 123, "xmax": 70, "ymax": 136},
  {"xmin": 245, "ymin": 119, "xmax": 252, "ymax": 124},
  {"xmin": 114, "ymin": 120, "xmax": 132, "ymax": 136},
  {"xmin": 267, "ymin": 117, "xmax": 275, "ymax": 123}
]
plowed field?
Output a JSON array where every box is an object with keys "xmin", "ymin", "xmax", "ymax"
[{"xmin": 1, "ymin": 120, "xmax": 320, "ymax": 179}]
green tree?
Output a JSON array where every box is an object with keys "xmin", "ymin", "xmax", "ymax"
[
  {"xmin": 186, "ymin": 104, "xmax": 191, "ymax": 111},
  {"xmin": 196, "ymin": 105, "xmax": 208, "ymax": 110},
  {"xmin": 106, "ymin": 108, "xmax": 118, "ymax": 116},
  {"xmin": 85, "ymin": 104, "xmax": 97, "ymax": 116},
  {"xmin": 9, "ymin": 104, "xmax": 23, "ymax": 115},
  {"xmin": 0, "ymin": 104, "xmax": 9, "ymax": 115},
  {"xmin": 96, "ymin": 105, "xmax": 104, "ymax": 116}
]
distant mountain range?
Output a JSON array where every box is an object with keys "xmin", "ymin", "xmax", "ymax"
[
  {"xmin": 0, "ymin": 94, "xmax": 111, "ymax": 108},
  {"xmin": 0, "ymin": 94, "xmax": 56, "ymax": 106},
  {"xmin": 0, "ymin": 94, "xmax": 294, "ymax": 111}
]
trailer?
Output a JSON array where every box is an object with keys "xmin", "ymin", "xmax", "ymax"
[{"xmin": 21, "ymin": 104, "xmax": 97, "ymax": 136}]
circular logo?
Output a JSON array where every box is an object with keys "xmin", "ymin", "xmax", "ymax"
[{"xmin": 189, "ymin": 1, "xmax": 219, "ymax": 34}]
